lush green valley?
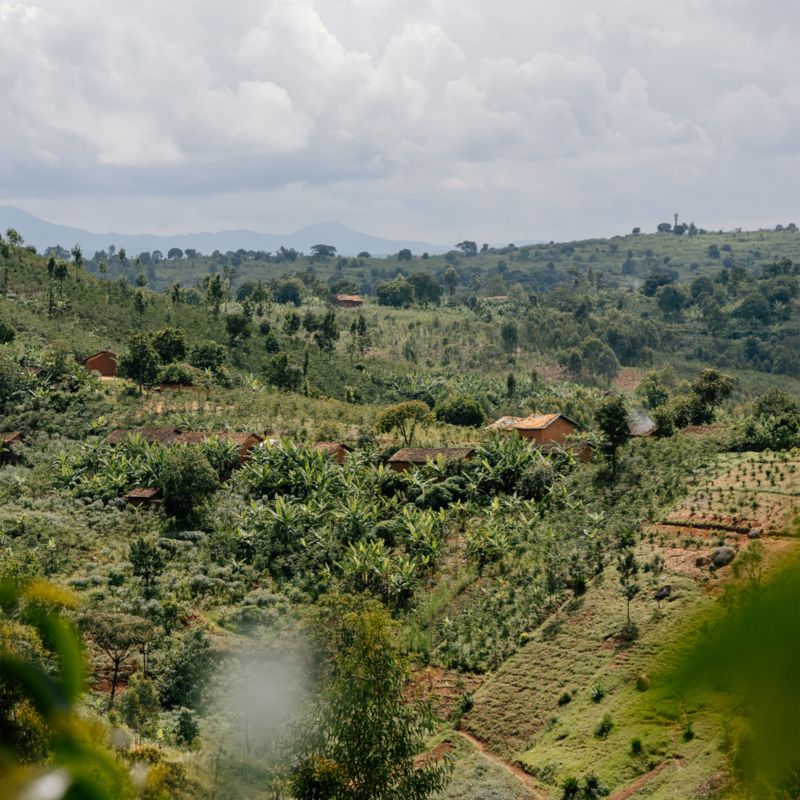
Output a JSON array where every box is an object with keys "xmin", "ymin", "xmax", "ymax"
[{"xmin": 1, "ymin": 226, "xmax": 799, "ymax": 800}]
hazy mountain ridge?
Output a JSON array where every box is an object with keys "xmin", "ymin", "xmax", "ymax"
[{"xmin": 0, "ymin": 205, "xmax": 453, "ymax": 257}]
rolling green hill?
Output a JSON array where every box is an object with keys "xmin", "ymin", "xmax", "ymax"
[{"xmin": 1, "ymin": 226, "xmax": 799, "ymax": 800}]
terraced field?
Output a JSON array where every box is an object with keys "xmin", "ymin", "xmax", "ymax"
[
  {"xmin": 663, "ymin": 450, "xmax": 800, "ymax": 534},
  {"xmin": 449, "ymin": 450, "xmax": 800, "ymax": 799}
]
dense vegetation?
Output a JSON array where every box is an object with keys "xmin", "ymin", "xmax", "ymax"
[{"xmin": 1, "ymin": 224, "xmax": 799, "ymax": 799}]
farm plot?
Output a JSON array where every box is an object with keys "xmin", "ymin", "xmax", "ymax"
[
  {"xmin": 663, "ymin": 451, "xmax": 800, "ymax": 534},
  {"xmin": 459, "ymin": 539, "xmax": 725, "ymax": 798}
]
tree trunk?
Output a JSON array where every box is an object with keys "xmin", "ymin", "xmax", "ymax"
[{"xmin": 109, "ymin": 658, "xmax": 121, "ymax": 709}]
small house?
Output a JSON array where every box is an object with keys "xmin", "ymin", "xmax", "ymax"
[
  {"xmin": 387, "ymin": 447, "xmax": 475, "ymax": 472},
  {"xmin": 125, "ymin": 487, "xmax": 162, "ymax": 509},
  {"xmin": 333, "ymin": 293, "xmax": 364, "ymax": 308},
  {"xmin": 314, "ymin": 441, "xmax": 353, "ymax": 465},
  {"xmin": 487, "ymin": 413, "xmax": 578, "ymax": 447},
  {"xmin": 82, "ymin": 350, "xmax": 118, "ymax": 377},
  {"xmin": 0, "ymin": 432, "xmax": 24, "ymax": 465}
]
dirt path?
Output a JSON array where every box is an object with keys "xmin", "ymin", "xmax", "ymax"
[
  {"xmin": 607, "ymin": 758, "xmax": 686, "ymax": 800},
  {"xmin": 457, "ymin": 730, "xmax": 547, "ymax": 799}
]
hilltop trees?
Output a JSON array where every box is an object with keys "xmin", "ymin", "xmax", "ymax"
[
  {"xmin": 129, "ymin": 538, "xmax": 165, "ymax": 595},
  {"xmin": 0, "ymin": 234, "xmax": 10, "ymax": 294},
  {"xmin": 70, "ymin": 243, "xmax": 83, "ymax": 283},
  {"xmin": 274, "ymin": 276, "xmax": 304, "ymax": 306},
  {"xmin": 265, "ymin": 352, "xmax": 303, "ymax": 391},
  {"xmin": 500, "ymin": 321, "xmax": 518, "ymax": 352},
  {"xmin": 225, "ymin": 312, "xmax": 253, "ymax": 349},
  {"xmin": 408, "ymin": 273, "xmax": 442, "ymax": 306},
  {"xmin": 157, "ymin": 628, "xmax": 215, "ymax": 709},
  {"xmin": 735, "ymin": 389, "xmax": 800, "ymax": 451},
  {"xmin": 348, "ymin": 314, "xmax": 370, "ymax": 358},
  {"xmin": 376, "ymin": 277, "xmax": 414, "ymax": 308},
  {"xmin": 311, "ymin": 244, "xmax": 337, "ymax": 261}
]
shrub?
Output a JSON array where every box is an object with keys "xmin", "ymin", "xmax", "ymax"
[
  {"xmin": 558, "ymin": 691, "xmax": 572, "ymax": 706},
  {"xmin": 158, "ymin": 446, "xmax": 218, "ymax": 524},
  {"xmin": 562, "ymin": 776, "xmax": 580, "ymax": 799},
  {"xmin": 630, "ymin": 738, "xmax": 643, "ymax": 756},
  {"xmin": 517, "ymin": 459, "xmax": 557, "ymax": 501},
  {"xmin": 594, "ymin": 714, "xmax": 613, "ymax": 738},
  {"xmin": 0, "ymin": 319, "xmax": 15, "ymax": 344},
  {"xmin": 157, "ymin": 362, "xmax": 201, "ymax": 386}
]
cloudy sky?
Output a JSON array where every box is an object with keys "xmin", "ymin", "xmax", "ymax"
[{"xmin": 1, "ymin": 0, "xmax": 798, "ymax": 244}]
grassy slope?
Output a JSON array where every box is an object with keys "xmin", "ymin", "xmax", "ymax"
[{"xmin": 455, "ymin": 452, "xmax": 800, "ymax": 799}]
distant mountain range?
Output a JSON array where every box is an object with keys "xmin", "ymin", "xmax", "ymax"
[{"xmin": 0, "ymin": 205, "xmax": 457, "ymax": 258}]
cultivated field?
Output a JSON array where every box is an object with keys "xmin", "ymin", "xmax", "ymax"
[
  {"xmin": 454, "ymin": 451, "xmax": 800, "ymax": 799},
  {"xmin": 663, "ymin": 450, "xmax": 800, "ymax": 534}
]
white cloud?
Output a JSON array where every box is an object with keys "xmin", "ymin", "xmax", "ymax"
[{"xmin": 0, "ymin": 0, "xmax": 799, "ymax": 240}]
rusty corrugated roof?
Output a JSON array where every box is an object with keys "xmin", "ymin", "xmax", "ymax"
[{"xmin": 388, "ymin": 447, "xmax": 474, "ymax": 463}]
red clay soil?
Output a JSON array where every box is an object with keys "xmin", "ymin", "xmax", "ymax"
[
  {"xmin": 612, "ymin": 367, "xmax": 645, "ymax": 393},
  {"xmin": 457, "ymin": 730, "xmax": 545, "ymax": 799}
]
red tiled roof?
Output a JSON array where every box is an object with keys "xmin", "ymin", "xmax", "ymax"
[
  {"xmin": 83, "ymin": 350, "xmax": 117, "ymax": 362},
  {"xmin": 334, "ymin": 293, "xmax": 364, "ymax": 303},
  {"xmin": 314, "ymin": 441, "xmax": 353, "ymax": 455}
]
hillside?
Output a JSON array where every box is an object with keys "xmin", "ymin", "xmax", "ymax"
[{"xmin": 0, "ymin": 230, "xmax": 798, "ymax": 800}]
